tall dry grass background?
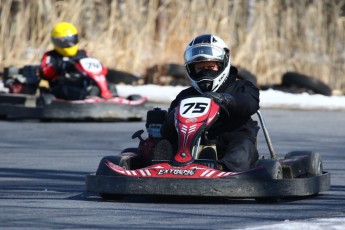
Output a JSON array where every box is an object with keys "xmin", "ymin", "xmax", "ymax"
[{"xmin": 1, "ymin": 0, "xmax": 344, "ymax": 90}]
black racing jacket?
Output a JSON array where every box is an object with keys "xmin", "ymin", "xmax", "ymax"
[{"xmin": 161, "ymin": 66, "xmax": 260, "ymax": 143}]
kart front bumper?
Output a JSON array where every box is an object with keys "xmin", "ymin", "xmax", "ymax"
[{"xmin": 86, "ymin": 172, "xmax": 330, "ymax": 198}]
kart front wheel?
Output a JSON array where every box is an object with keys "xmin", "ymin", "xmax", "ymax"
[
  {"xmin": 100, "ymin": 193, "xmax": 123, "ymax": 201},
  {"xmin": 96, "ymin": 156, "xmax": 129, "ymax": 201},
  {"xmin": 255, "ymin": 159, "xmax": 283, "ymax": 203},
  {"xmin": 37, "ymin": 93, "xmax": 55, "ymax": 106},
  {"xmin": 121, "ymin": 148, "xmax": 138, "ymax": 154},
  {"xmin": 255, "ymin": 159, "xmax": 283, "ymax": 179},
  {"xmin": 284, "ymin": 151, "xmax": 323, "ymax": 176},
  {"xmin": 96, "ymin": 156, "xmax": 130, "ymax": 176}
]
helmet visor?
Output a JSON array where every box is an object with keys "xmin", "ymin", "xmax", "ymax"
[
  {"xmin": 52, "ymin": 34, "xmax": 78, "ymax": 48},
  {"xmin": 184, "ymin": 45, "xmax": 225, "ymax": 64}
]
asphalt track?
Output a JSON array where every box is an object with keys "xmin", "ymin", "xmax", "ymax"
[{"xmin": 0, "ymin": 108, "xmax": 344, "ymax": 229}]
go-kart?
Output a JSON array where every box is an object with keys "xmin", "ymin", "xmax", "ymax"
[
  {"xmin": 86, "ymin": 96, "xmax": 330, "ymax": 201},
  {"xmin": 0, "ymin": 58, "xmax": 148, "ymax": 121}
]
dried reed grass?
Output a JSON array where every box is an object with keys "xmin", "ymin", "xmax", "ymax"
[{"xmin": 0, "ymin": 0, "xmax": 344, "ymax": 90}]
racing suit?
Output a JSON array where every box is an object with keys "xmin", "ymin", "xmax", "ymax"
[
  {"xmin": 161, "ymin": 66, "xmax": 260, "ymax": 172},
  {"xmin": 39, "ymin": 50, "xmax": 90, "ymax": 100}
]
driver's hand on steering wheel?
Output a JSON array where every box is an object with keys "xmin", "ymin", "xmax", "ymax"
[
  {"xmin": 203, "ymin": 91, "xmax": 235, "ymax": 111},
  {"xmin": 58, "ymin": 59, "xmax": 75, "ymax": 73}
]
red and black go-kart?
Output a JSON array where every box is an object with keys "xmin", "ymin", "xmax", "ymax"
[
  {"xmin": 0, "ymin": 57, "xmax": 148, "ymax": 121},
  {"xmin": 86, "ymin": 95, "xmax": 330, "ymax": 201}
]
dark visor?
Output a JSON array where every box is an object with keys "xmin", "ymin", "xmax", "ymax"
[
  {"xmin": 184, "ymin": 45, "xmax": 224, "ymax": 64},
  {"xmin": 51, "ymin": 34, "xmax": 78, "ymax": 48}
]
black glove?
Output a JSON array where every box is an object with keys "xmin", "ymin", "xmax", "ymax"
[
  {"xmin": 203, "ymin": 92, "xmax": 236, "ymax": 111},
  {"xmin": 57, "ymin": 59, "xmax": 75, "ymax": 73}
]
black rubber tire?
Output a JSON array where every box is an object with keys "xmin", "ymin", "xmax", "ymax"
[
  {"xmin": 237, "ymin": 68, "xmax": 257, "ymax": 86},
  {"xmin": 96, "ymin": 155, "xmax": 129, "ymax": 200},
  {"xmin": 284, "ymin": 151, "xmax": 323, "ymax": 176},
  {"xmin": 121, "ymin": 148, "xmax": 138, "ymax": 153},
  {"xmin": 255, "ymin": 159, "xmax": 283, "ymax": 203},
  {"xmin": 107, "ymin": 82, "xmax": 118, "ymax": 96},
  {"xmin": 106, "ymin": 69, "xmax": 139, "ymax": 85},
  {"xmin": 255, "ymin": 159, "xmax": 283, "ymax": 179},
  {"xmin": 282, "ymin": 72, "xmax": 332, "ymax": 96},
  {"xmin": 88, "ymin": 85, "xmax": 101, "ymax": 97},
  {"xmin": 96, "ymin": 155, "xmax": 129, "ymax": 176},
  {"xmin": 163, "ymin": 63, "xmax": 188, "ymax": 86},
  {"xmin": 164, "ymin": 63, "xmax": 186, "ymax": 78},
  {"xmin": 37, "ymin": 93, "xmax": 55, "ymax": 106},
  {"xmin": 144, "ymin": 63, "xmax": 187, "ymax": 85},
  {"xmin": 127, "ymin": 94, "xmax": 142, "ymax": 101},
  {"xmin": 100, "ymin": 193, "xmax": 123, "ymax": 200}
]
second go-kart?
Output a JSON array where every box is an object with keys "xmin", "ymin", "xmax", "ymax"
[
  {"xmin": 0, "ymin": 57, "xmax": 149, "ymax": 121},
  {"xmin": 86, "ymin": 95, "xmax": 330, "ymax": 201}
]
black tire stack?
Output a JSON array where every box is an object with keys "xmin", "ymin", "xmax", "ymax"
[
  {"xmin": 281, "ymin": 72, "xmax": 332, "ymax": 96},
  {"xmin": 235, "ymin": 67, "xmax": 332, "ymax": 96}
]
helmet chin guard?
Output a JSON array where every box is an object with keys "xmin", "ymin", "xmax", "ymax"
[{"xmin": 198, "ymin": 80, "xmax": 213, "ymax": 92}]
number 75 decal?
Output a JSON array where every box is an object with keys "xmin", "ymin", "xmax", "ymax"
[
  {"xmin": 179, "ymin": 97, "xmax": 211, "ymax": 118},
  {"xmin": 183, "ymin": 102, "xmax": 208, "ymax": 114}
]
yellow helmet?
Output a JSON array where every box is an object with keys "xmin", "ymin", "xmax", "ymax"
[{"xmin": 51, "ymin": 22, "xmax": 79, "ymax": 56}]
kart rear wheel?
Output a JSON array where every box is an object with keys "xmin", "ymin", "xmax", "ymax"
[
  {"xmin": 255, "ymin": 159, "xmax": 283, "ymax": 179},
  {"xmin": 284, "ymin": 151, "xmax": 323, "ymax": 176}
]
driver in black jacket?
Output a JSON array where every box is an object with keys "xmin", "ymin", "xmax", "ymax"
[{"xmin": 159, "ymin": 34, "xmax": 260, "ymax": 172}]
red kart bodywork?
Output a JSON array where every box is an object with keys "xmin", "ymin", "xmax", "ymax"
[
  {"xmin": 174, "ymin": 97, "xmax": 219, "ymax": 165},
  {"xmin": 105, "ymin": 161, "xmax": 239, "ymax": 179},
  {"xmin": 74, "ymin": 57, "xmax": 112, "ymax": 99}
]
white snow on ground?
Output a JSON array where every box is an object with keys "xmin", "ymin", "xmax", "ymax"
[
  {"xmin": 260, "ymin": 89, "xmax": 345, "ymax": 111},
  {"xmin": 1, "ymin": 81, "xmax": 344, "ymax": 110},
  {"xmin": 117, "ymin": 84, "xmax": 187, "ymax": 104},
  {"xmin": 117, "ymin": 84, "xmax": 345, "ymax": 111},
  {"xmin": 240, "ymin": 217, "xmax": 345, "ymax": 230}
]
